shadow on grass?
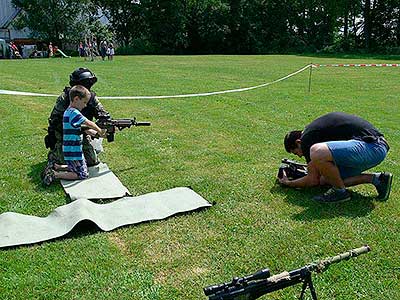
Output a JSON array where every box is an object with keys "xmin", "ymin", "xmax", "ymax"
[
  {"xmin": 28, "ymin": 161, "xmax": 65, "ymax": 192},
  {"xmin": 28, "ymin": 160, "xmax": 50, "ymax": 188},
  {"xmin": 270, "ymin": 183, "xmax": 376, "ymax": 221}
]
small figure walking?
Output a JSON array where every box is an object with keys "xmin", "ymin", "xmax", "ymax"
[
  {"xmin": 78, "ymin": 42, "xmax": 84, "ymax": 57},
  {"xmin": 107, "ymin": 43, "xmax": 114, "ymax": 60},
  {"xmin": 48, "ymin": 42, "xmax": 53, "ymax": 57},
  {"xmin": 100, "ymin": 41, "xmax": 107, "ymax": 60}
]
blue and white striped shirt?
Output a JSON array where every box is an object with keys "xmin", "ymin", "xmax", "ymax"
[{"xmin": 63, "ymin": 107, "xmax": 87, "ymax": 161}]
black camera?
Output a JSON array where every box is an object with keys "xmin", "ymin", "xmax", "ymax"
[{"xmin": 277, "ymin": 158, "xmax": 308, "ymax": 180}]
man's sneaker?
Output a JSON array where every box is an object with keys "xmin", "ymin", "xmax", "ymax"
[
  {"xmin": 375, "ymin": 172, "xmax": 393, "ymax": 201},
  {"xmin": 313, "ymin": 188, "xmax": 351, "ymax": 203},
  {"xmin": 42, "ymin": 168, "xmax": 55, "ymax": 186}
]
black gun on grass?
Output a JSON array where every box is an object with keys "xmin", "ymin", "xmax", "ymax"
[
  {"xmin": 95, "ymin": 117, "xmax": 151, "ymax": 142},
  {"xmin": 204, "ymin": 245, "xmax": 371, "ymax": 300},
  {"xmin": 277, "ymin": 158, "xmax": 308, "ymax": 180}
]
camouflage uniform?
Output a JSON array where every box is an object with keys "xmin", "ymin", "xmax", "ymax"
[{"xmin": 46, "ymin": 87, "xmax": 111, "ymax": 166}]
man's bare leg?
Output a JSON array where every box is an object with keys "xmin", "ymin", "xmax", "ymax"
[
  {"xmin": 343, "ymin": 174, "xmax": 373, "ymax": 187},
  {"xmin": 310, "ymin": 143, "xmax": 345, "ymax": 188},
  {"xmin": 310, "ymin": 143, "xmax": 351, "ymax": 202}
]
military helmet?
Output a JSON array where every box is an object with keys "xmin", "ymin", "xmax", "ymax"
[{"xmin": 69, "ymin": 67, "xmax": 97, "ymax": 90}]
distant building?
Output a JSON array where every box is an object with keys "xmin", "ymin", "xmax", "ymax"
[{"xmin": 0, "ymin": 0, "xmax": 31, "ymax": 41}]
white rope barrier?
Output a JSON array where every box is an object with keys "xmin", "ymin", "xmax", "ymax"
[
  {"xmin": 314, "ymin": 63, "xmax": 400, "ymax": 67},
  {"xmin": 0, "ymin": 90, "xmax": 58, "ymax": 97},
  {"xmin": 0, "ymin": 64, "xmax": 311, "ymax": 100}
]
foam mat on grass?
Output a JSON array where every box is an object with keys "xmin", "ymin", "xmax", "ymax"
[
  {"xmin": 0, "ymin": 187, "xmax": 211, "ymax": 248},
  {"xmin": 61, "ymin": 163, "xmax": 131, "ymax": 201}
]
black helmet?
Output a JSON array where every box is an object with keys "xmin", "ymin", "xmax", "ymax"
[{"xmin": 69, "ymin": 67, "xmax": 98, "ymax": 90}]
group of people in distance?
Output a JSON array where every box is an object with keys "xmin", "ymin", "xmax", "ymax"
[
  {"xmin": 78, "ymin": 39, "xmax": 114, "ymax": 61},
  {"xmin": 41, "ymin": 68, "xmax": 393, "ymax": 204}
]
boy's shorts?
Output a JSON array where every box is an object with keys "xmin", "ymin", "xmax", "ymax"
[
  {"xmin": 327, "ymin": 139, "xmax": 388, "ymax": 179},
  {"xmin": 67, "ymin": 160, "xmax": 89, "ymax": 179}
]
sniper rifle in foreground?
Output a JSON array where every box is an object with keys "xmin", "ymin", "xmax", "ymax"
[
  {"xmin": 96, "ymin": 117, "xmax": 151, "ymax": 142},
  {"xmin": 204, "ymin": 245, "xmax": 371, "ymax": 300}
]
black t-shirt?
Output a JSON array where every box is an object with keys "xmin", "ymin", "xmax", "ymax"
[{"xmin": 301, "ymin": 112, "xmax": 383, "ymax": 162}]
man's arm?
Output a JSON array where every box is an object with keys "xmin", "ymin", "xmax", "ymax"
[{"xmin": 278, "ymin": 161, "xmax": 320, "ymax": 188}]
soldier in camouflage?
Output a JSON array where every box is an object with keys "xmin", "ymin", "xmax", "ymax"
[{"xmin": 44, "ymin": 68, "xmax": 111, "ymax": 167}]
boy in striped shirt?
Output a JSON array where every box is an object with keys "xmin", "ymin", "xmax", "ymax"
[{"xmin": 43, "ymin": 85, "xmax": 106, "ymax": 185}]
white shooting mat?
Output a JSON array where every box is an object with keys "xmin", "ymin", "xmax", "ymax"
[
  {"xmin": 60, "ymin": 163, "xmax": 131, "ymax": 201},
  {"xmin": 0, "ymin": 187, "xmax": 212, "ymax": 248}
]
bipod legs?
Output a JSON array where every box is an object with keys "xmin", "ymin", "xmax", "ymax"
[{"xmin": 299, "ymin": 273, "xmax": 318, "ymax": 300}]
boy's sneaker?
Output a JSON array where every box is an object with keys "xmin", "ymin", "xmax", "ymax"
[
  {"xmin": 42, "ymin": 168, "xmax": 56, "ymax": 186},
  {"xmin": 375, "ymin": 172, "xmax": 393, "ymax": 201},
  {"xmin": 313, "ymin": 188, "xmax": 351, "ymax": 203}
]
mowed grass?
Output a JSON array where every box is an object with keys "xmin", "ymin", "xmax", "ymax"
[{"xmin": 0, "ymin": 55, "xmax": 399, "ymax": 300}]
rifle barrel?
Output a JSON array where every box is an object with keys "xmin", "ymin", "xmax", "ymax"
[
  {"xmin": 311, "ymin": 245, "xmax": 371, "ymax": 272},
  {"xmin": 135, "ymin": 121, "xmax": 151, "ymax": 126}
]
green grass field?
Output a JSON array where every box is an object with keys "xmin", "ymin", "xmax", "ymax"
[{"xmin": 0, "ymin": 55, "xmax": 399, "ymax": 299}]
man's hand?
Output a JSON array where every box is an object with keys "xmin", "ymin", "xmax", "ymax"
[{"xmin": 278, "ymin": 170, "xmax": 290, "ymax": 186}]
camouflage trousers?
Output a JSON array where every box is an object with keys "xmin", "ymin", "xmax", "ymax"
[{"xmin": 47, "ymin": 131, "xmax": 99, "ymax": 166}]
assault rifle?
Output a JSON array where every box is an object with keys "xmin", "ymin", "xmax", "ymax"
[
  {"xmin": 277, "ymin": 158, "xmax": 308, "ymax": 180},
  {"xmin": 95, "ymin": 117, "xmax": 151, "ymax": 142},
  {"xmin": 204, "ymin": 245, "xmax": 371, "ymax": 300}
]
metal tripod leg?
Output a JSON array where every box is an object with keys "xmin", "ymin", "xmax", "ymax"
[{"xmin": 299, "ymin": 274, "xmax": 318, "ymax": 300}]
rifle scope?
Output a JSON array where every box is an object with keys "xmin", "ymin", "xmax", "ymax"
[{"xmin": 203, "ymin": 268, "xmax": 270, "ymax": 296}]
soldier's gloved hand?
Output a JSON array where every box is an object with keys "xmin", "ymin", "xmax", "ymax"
[
  {"xmin": 99, "ymin": 129, "xmax": 107, "ymax": 138},
  {"xmin": 84, "ymin": 129, "xmax": 98, "ymax": 137}
]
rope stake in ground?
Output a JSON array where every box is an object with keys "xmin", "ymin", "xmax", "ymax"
[
  {"xmin": 314, "ymin": 63, "xmax": 400, "ymax": 67},
  {"xmin": 0, "ymin": 64, "xmax": 311, "ymax": 100}
]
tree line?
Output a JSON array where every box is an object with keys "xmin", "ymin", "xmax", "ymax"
[{"xmin": 12, "ymin": 0, "xmax": 400, "ymax": 54}]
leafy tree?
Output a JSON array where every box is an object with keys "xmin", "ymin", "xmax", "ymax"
[
  {"xmin": 141, "ymin": 0, "xmax": 189, "ymax": 53},
  {"xmin": 369, "ymin": 0, "xmax": 400, "ymax": 50},
  {"xmin": 94, "ymin": 0, "xmax": 145, "ymax": 46},
  {"xmin": 12, "ymin": 0, "xmax": 111, "ymax": 47},
  {"xmin": 185, "ymin": 0, "xmax": 230, "ymax": 53},
  {"xmin": 13, "ymin": 0, "xmax": 400, "ymax": 54}
]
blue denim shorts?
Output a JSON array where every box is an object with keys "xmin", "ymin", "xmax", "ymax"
[
  {"xmin": 326, "ymin": 139, "xmax": 388, "ymax": 179},
  {"xmin": 67, "ymin": 160, "xmax": 89, "ymax": 179}
]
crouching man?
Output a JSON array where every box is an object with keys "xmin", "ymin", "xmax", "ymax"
[{"xmin": 278, "ymin": 112, "xmax": 393, "ymax": 203}]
